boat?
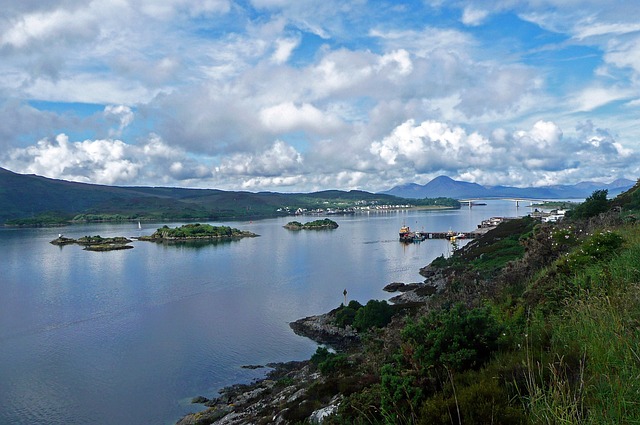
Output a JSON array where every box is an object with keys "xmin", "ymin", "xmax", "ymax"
[{"xmin": 399, "ymin": 225, "xmax": 426, "ymax": 242}]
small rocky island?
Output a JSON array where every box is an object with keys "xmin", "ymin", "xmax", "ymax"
[
  {"xmin": 137, "ymin": 223, "xmax": 258, "ymax": 242},
  {"xmin": 50, "ymin": 235, "xmax": 133, "ymax": 251},
  {"xmin": 283, "ymin": 218, "xmax": 339, "ymax": 230}
]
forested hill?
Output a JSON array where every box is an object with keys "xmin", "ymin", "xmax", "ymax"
[{"xmin": 0, "ymin": 167, "xmax": 458, "ymax": 225}]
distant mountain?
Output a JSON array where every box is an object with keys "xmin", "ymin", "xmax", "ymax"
[
  {"xmin": 0, "ymin": 167, "xmax": 428, "ymax": 224},
  {"xmin": 381, "ymin": 175, "xmax": 636, "ymax": 199}
]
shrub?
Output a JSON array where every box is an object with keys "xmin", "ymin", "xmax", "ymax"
[
  {"xmin": 566, "ymin": 189, "xmax": 609, "ymax": 219},
  {"xmin": 402, "ymin": 304, "xmax": 505, "ymax": 372},
  {"xmin": 352, "ymin": 300, "xmax": 394, "ymax": 332},
  {"xmin": 334, "ymin": 300, "xmax": 363, "ymax": 328},
  {"xmin": 311, "ymin": 347, "xmax": 351, "ymax": 375}
]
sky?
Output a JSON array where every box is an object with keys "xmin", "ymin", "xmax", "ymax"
[{"xmin": 0, "ymin": 0, "xmax": 639, "ymax": 192}]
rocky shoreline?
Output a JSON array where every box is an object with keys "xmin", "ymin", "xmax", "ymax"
[
  {"xmin": 50, "ymin": 235, "xmax": 134, "ymax": 251},
  {"xmin": 177, "ymin": 261, "xmax": 451, "ymax": 424}
]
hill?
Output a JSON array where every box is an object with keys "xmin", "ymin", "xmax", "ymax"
[
  {"xmin": 181, "ymin": 181, "xmax": 640, "ymax": 424},
  {"xmin": 0, "ymin": 167, "xmax": 456, "ymax": 225},
  {"xmin": 382, "ymin": 175, "xmax": 636, "ymax": 199}
]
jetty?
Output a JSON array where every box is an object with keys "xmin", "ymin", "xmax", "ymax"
[{"xmin": 399, "ymin": 218, "xmax": 508, "ymax": 242}]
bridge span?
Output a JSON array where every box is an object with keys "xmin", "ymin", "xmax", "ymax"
[{"xmin": 458, "ymin": 198, "xmax": 552, "ymax": 208}]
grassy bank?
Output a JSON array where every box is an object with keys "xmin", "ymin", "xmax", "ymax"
[{"xmin": 312, "ymin": 183, "xmax": 640, "ymax": 424}]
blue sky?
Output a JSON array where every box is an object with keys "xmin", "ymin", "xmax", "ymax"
[{"xmin": 0, "ymin": 0, "xmax": 638, "ymax": 191}]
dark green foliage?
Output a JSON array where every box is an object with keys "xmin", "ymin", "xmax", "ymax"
[
  {"xmin": 566, "ymin": 189, "xmax": 610, "ymax": 219},
  {"xmin": 0, "ymin": 166, "xmax": 460, "ymax": 224},
  {"xmin": 429, "ymin": 255, "xmax": 449, "ymax": 269},
  {"xmin": 311, "ymin": 347, "xmax": 351, "ymax": 375},
  {"xmin": 326, "ymin": 384, "xmax": 383, "ymax": 425},
  {"xmin": 334, "ymin": 300, "xmax": 363, "ymax": 328},
  {"xmin": 151, "ymin": 223, "xmax": 245, "ymax": 238},
  {"xmin": 434, "ymin": 217, "xmax": 536, "ymax": 275},
  {"xmin": 419, "ymin": 197, "xmax": 460, "ymax": 207},
  {"xmin": 285, "ymin": 218, "xmax": 339, "ymax": 229},
  {"xmin": 612, "ymin": 179, "xmax": 640, "ymax": 212},
  {"xmin": 418, "ymin": 366, "xmax": 525, "ymax": 425},
  {"xmin": 352, "ymin": 300, "xmax": 394, "ymax": 332},
  {"xmin": 402, "ymin": 304, "xmax": 504, "ymax": 372},
  {"xmin": 5, "ymin": 211, "xmax": 71, "ymax": 227}
]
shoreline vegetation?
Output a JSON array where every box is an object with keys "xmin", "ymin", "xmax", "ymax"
[
  {"xmin": 283, "ymin": 218, "xmax": 339, "ymax": 230},
  {"xmin": 0, "ymin": 168, "xmax": 461, "ymax": 227},
  {"xmin": 50, "ymin": 235, "xmax": 134, "ymax": 251},
  {"xmin": 137, "ymin": 223, "xmax": 259, "ymax": 242},
  {"xmin": 178, "ymin": 181, "xmax": 640, "ymax": 425},
  {"xmin": 5, "ymin": 204, "xmax": 457, "ymax": 228},
  {"xmin": 49, "ymin": 224, "xmax": 258, "ymax": 251}
]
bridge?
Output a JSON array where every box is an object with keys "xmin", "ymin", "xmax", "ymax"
[{"xmin": 458, "ymin": 198, "xmax": 551, "ymax": 208}]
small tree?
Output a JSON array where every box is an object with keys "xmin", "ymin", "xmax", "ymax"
[
  {"xmin": 352, "ymin": 299, "xmax": 394, "ymax": 332},
  {"xmin": 567, "ymin": 189, "xmax": 609, "ymax": 219}
]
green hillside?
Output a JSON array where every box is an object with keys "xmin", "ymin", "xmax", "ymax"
[
  {"xmin": 0, "ymin": 167, "xmax": 459, "ymax": 225},
  {"xmin": 183, "ymin": 180, "xmax": 640, "ymax": 424}
]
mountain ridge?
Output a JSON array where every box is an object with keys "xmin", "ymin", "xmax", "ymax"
[
  {"xmin": 0, "ymin": 167, "xmax": 451, "ymax": 224},
  {"xmin": 382, "ymin": 175, "xmax": 636, "ymax": 199}
]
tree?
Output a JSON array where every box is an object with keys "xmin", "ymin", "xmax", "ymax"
[
  {"xmin": 567, "ymin": 189, "xmax": 609, "ymax": 219},
  {"xmin": 352, "ymin": 300, "xmax": 394, "ymax": 331}
]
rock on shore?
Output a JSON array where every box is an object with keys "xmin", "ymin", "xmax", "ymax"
[
  {"xmin": 289, "ymin": 309, "xmax": 359, "ymax": 351},
  {"xmin": 177, "ymin": 361, "xmax": 325, "ymax": 425}
]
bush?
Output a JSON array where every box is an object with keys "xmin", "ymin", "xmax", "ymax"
[
  {"xmin": 402, "ymin": 304, "xmax": 504, "ymax": 372},
  {"xmin": 335, "ymin": 300, "xmax": 363, "ymax": 328},
  {"xmin": 352, "ymin": 300, "xmax": 394, "ymax": 332},
  {"xmin": 311, "ymin": 347, "xmax": 351, "ymax": 375},
  {"xmin": 566, "ymin": 189, "xmax": 609, "ymax": 219}
]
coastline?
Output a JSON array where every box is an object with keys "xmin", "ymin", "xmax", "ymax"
[{"xmin": 176, "ymin": 263, "xmax": 447, "ymax": 424}]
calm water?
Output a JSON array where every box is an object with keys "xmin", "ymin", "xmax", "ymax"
[{"xmin": 0, "ymin": 201, "xmax": 526, "ymax": 424}]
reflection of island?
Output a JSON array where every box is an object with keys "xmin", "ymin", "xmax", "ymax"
[
  {"xmin": 137, "ymin": 223, "xmax": 259, "ymax": 242},
  {"xmin": 283, "ymin": 218, "xmax": 339, "ymax": 230},
  {"xmin": 50, "ymin": 235, "xmax": 133, "ymax": 251}
]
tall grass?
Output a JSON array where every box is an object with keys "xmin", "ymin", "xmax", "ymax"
[{"xmin": 524, "ymin": 224, "xmax": 640, "ymax": 424}]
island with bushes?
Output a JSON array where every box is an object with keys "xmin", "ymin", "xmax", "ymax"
[
  {"xmin": 283, "ymin": 218, "xmax": 339, "ymax": 230},
  {"xmin": 50, "ymin": 235, "xmax": 133, "ymax": 251},
  {"xmin": 137, "ymin": 223, "xmax": 258, "ymax": 242}
]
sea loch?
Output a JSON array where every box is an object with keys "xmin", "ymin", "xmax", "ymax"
[{"xmin": 0, "ymin": 201, "xmax": 527, "ymax": 424}]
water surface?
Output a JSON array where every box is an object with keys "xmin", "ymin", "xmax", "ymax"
[{"xmin": 0, "ymin": 201, "xmax": 526, "ymax": 424}]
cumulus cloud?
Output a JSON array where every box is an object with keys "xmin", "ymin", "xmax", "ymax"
[
  {"xmin": 271, "ymin": 36, "xmax": 300, "ymax": 64},
  {"xmin": 215, "ymin": 140, "xmax": 303, "ymax": 177},
  {"xmin": 369, "ymin": 119, "xmax": 638, "ymax": 187},
  {"xmin": 259, "ymin": 102, "xmax": 343, "ymax": 134},
  {"xmin": 2, "ymin": 133, "xmax": 212, "ymax": 185},
  {"xmin": 104, "ymin": 105, "xmax": 134, "ymax": 137},
  {"xmin": 1, "ymin": 1, "xmax": 639, "ymax": 192}
]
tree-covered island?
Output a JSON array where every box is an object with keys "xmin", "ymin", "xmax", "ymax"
[
  {"xmin": 283, "ymin": 218, "xmax": 339, "ymax": 230},
  {"xmin": 137, "ymin": 223, "xmax": 258, "ymax": 242}
]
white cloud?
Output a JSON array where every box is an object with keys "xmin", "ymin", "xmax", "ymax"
[
  {"xmin": 259, "ymin": 102, "xmax": 343, "ymax": 134},
  {"xmin": 271, "ymin": 36, "xmax": 300, "ymax": 64},
  {"xmin": 571, "ymin": 85, "xmax": 631, "ymax": 112},
  {"xmin": 104, "ymin": 105, "xmax": 134, "ymax": 137},
  {"xmin": 215, "ymin": 140, "xmax": 303, "ymax": 177},
  {"xmin": 0, "ymin": 5, "xmax": 99, "ymax": 49},
  {"xmin": 5, "ymin": 134, "xmax": 141, "ymax": 185},
  {"xmin": 461, "ymin": 7, "xmax": 489, "ymax": 26},
  {"xmin": 368, "ymin": 118, "xmax": 637, "ymax": 187}
]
